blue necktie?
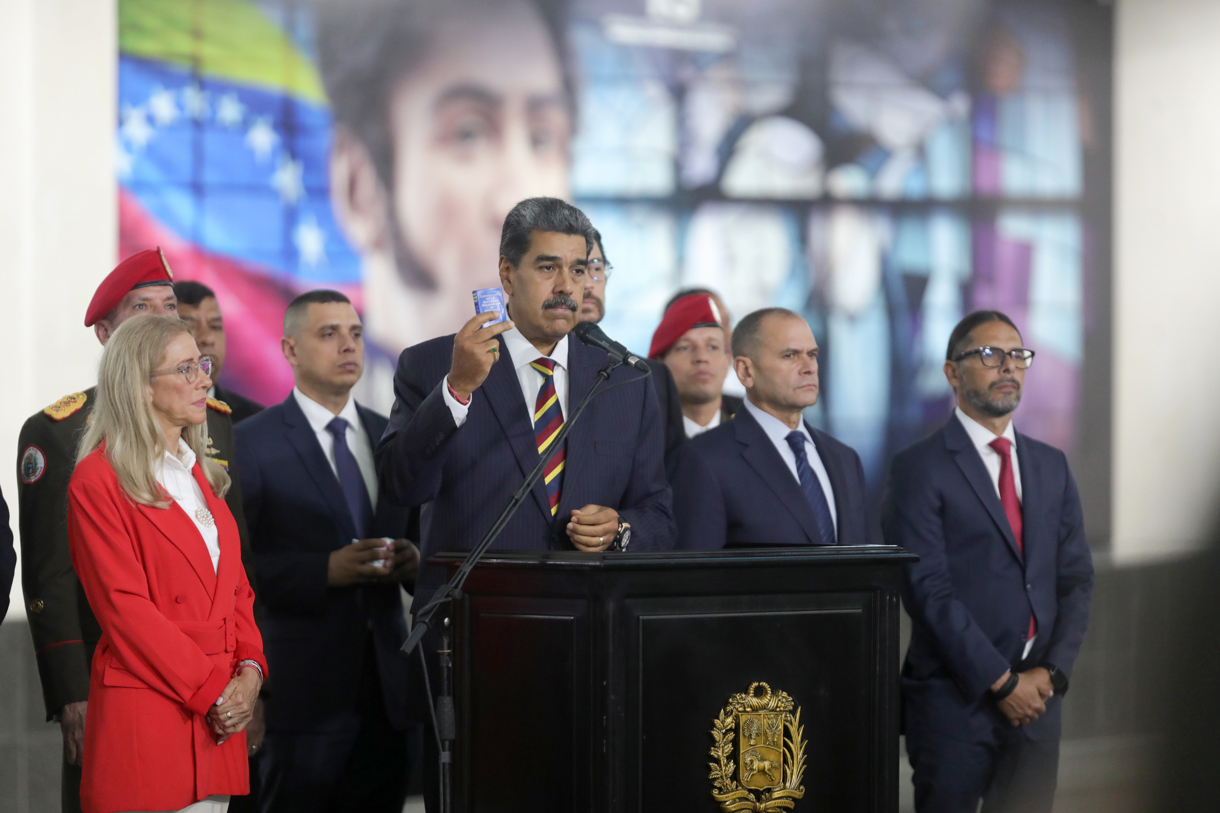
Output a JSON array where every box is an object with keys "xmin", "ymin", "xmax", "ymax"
[
  {"xmin": 327, "ymin": 417, "xmax": 373, "ymax": 539},
  {"xmin": 785, "ymin": 431, "xmax": 836, "ymax": 545}
]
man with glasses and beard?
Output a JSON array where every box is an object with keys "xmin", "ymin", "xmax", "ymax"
[{"xmin": 882, "ymin": 310, "xmax": 1093, "ymax": 813}]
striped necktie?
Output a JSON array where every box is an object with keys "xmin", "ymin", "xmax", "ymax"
[{"xmin": 531, "ymin": 358, "xmax": 565, "ymax": 516}]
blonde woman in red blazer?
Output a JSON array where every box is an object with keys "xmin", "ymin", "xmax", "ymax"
[{"xmin": 67, "ymin": 315, "xmax": 266, "ymax": 813}]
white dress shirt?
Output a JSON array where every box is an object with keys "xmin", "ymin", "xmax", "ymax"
[
  {"xmin": 156, "ymin": 439, "xmax": 221, "ymax": 574},
  {"xmin": 954, "ymin": 407, "xmax": 1022, "ymax": 502},
  {"xmin": 441, "ymin": 327, "xmax": 571, "ymax": 429},
  {"xmin": 293, "ymin": 388, "xmax": 380, "ymax": 511},
  {"xmin": 683, "ymin": 410, "xmax": 721, "ymax": 438},
  {"xmin": 742, "ymin": 398, "xmax": 838, "ymax": 536}
]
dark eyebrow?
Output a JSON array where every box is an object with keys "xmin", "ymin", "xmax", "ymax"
[
  {"xmin": 316, "ymin": 322, "xmax": 342, "ymax": 331},
  {"xmin": 433, "ymin": 84, "xmax": 503, "ymax": 112},
  {"xmin": 533, "ymin": 254, "xmax": 561, "ymax": 264}
]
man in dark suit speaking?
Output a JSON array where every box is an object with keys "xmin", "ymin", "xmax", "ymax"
[
  {"xmin": 671, "ymin": 308, "xmax": 870, "ymax": 549},
  {"xmin": 376, "ymin": 197, "xmax": 675, "ymax": 608},
  {"xmin": 882, "ymin": 310, "xmax": 1093, "ymax": 813}
]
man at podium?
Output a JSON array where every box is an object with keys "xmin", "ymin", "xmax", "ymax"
[
  {"xmin": 670, "ymin": 308, "xmax": 870, "ymax": 548},
  {"xmin": 375, "ymin": 197, "xmax": 676, "ymax": 607}
]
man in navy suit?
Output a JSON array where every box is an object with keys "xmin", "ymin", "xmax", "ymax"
[
  {"xmin": 883, "ymin": 310, "xmax": 1093, "ymax": 813},
  {"xmin": 375, "ymin": 197, "xmax": 675, "ymax": 605},
  {"xmin": 671, "ymin": 308, "xmax": 870, "ymax": 549},
  {"xmin": 236, "ymin": 290, "xmax": 420, "ymax": 813}
]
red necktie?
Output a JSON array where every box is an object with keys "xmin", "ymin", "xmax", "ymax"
[{"xmin": 989, "ymin": 437, "xmax": 1036, "ymax": 641}]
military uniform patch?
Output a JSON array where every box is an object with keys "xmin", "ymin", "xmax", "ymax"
[
  {"xmin": 206, "ymin": 397, "xmax": 232, "ymax": 415},
  {"xmin": 20, "ymin": 445, "xmax": 47, "ymax": 484},
  {"xmin": 43, "ymin": 391, "xmax": 88, "ymax": 421}
]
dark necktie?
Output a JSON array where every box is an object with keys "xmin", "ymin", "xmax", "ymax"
[
  {"xmin": 990, "ymin": 437, "xmax": 1036, "ymax": 641},
  {"xmin": 531, "ymin": 358, "xmax": 566, "ymax": 517},
  {"xmin": 785, "ymin": 431, "xmax": 836, "ymax": 545},
  {"xmin": 327, "ymin": 417, "xmax": 373, "ymax": 539}
]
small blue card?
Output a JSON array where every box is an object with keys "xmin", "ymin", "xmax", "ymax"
[{"xmin": 473, "ymin": 287, "xmax": 507, "ymax": 327}]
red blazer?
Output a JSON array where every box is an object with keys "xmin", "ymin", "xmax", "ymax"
[{"xmin": 68, "ymin": 447, "xmax": 267, "ymax": 813}]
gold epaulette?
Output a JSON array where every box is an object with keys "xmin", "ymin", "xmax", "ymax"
[
  {"xmin": 43, "ymin": 391, "xmax": 88, "ymax": 421},
  {"xmin": 206, "ymin": 397, "xmax": 232, "ymax": 415}
]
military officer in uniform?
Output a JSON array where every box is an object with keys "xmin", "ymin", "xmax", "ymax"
[{"xmin": 16, "ymin": 248, "xmax": 259, "ymax": 813}]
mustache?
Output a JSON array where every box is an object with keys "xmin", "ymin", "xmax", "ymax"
[{"xmin": 543, "ymin": 295, "xmax": 579, "ymax": 312}]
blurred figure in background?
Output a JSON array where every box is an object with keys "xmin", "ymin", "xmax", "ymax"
[
  {"xmin": 883, "ymin": 310, "xmax": 1093, "ymax": 813},
  {"xmin": 649, "ymin": 293, "xmax": 740, "ymax": 439},
  {"xmin": 175, "ymin": 280, "xmax": 265, "ymax": 424},
  {"xmin": 1, "ymin": 486, "xmax": 13, "ymax": 622},
  {"xmin": 581, "ymin": 229, "xmax": 685, "ymax": 462},
  {"xmin": 68, "ymin": 315, "xmax": 265, "ymax": 813},
  {"xmin": 317, "ymin": 0, "xmax": 574, "ymax": 398}
]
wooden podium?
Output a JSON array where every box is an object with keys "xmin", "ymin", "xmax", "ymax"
[{"xmin": 435, "ymin": 546, "xmax": 916, "ymax": 812}]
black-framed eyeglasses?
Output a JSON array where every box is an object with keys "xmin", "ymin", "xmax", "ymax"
[
  {"xmin": 151, "ymin": 357, "xmax": 214, "ymax": 383},
  {"xmin": 953, "ymin": 346, "xmax": 1035, "ymax": 369},
  {"xmin": 588, "ymin": 258, "xmax": 613, "ymax": 283}
]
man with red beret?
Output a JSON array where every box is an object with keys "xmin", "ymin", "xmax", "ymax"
[
  {"xmin": 649, "ymin": 293, "xmax": 742, "ymax": 439},
  {"xmin": 16, "ymin": 248, "xmax": 261, "ymax": 813}
]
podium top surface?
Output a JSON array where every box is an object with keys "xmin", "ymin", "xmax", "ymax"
[{"xmin": 431, "ymin": 545, "xmax": 917, "ymax": 571}]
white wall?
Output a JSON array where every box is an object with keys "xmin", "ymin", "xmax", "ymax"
[
  {"xmin": 1111, "ymin": 0, "xmax": 1220, "ymax": 562},
  {"xmin": 0, "ymin": 0, "xmax": 117, "ymax": 622}
]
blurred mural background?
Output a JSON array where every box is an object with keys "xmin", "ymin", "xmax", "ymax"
[{"xmin": 114, "ymin": 0, "xmax": 1112, "ymax": 513}]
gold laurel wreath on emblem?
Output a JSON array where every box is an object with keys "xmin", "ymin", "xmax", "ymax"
[{"xmin": 709, "ymin": 682, "xmax": 807, "ymax": 812}]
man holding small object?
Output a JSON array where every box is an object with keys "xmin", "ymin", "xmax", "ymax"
[
  {"xmin": 882, "ymin": 310, "xmax": 1093, "ymax": 813},
  {"xmin": 235, "ymin": 290, "xmax": 419, "ymax": 813}
]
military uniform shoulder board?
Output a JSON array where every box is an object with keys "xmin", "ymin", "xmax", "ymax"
[
  {"xmin": 206, "ymin": 397, "xmax": 232, "ymax": 415},
  {"xmin": 43, "ymin": 391, "xmax": 88, "ymax": 421}
]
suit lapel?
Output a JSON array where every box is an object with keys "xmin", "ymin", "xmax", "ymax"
[
  {"xmin": 281, "ymin": 395, "xmax": 358, "ymax": 540},
  {"xmin": 1014, "ymin": 430, "xmax": 1041, "ymax": 569},
  {"xmin": 138, "ymin": 488, "xmax": 218, "ymax": 598},
  {"xmin": 482, "ymin": 335, "xmax": 554, "ymax": 522},
  {"xmin": 809, "ymin": 425, "xmax": 847, "ymax": 544},
  {"xmin": 736, "ymin": 411, "xmax": 822, "ymax": 545},
  {"xmin": 944, "ymin": 418, "xmax": 1022, "ymax": 563},
  {"xmin": 553, "ymin": 341, "xmax": 600, "ymax": 531},
  {"xmin": 194, "ymin": 463, "xmax": 238, "ymax": 618}
]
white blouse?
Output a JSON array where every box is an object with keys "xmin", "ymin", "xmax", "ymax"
[{"xmin": 156, "ymin": 439, "xmax": 220, "ymax": 574}]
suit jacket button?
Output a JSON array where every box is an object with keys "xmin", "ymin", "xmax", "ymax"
[
  {"xmin": 28, "ymin": 599, "xmax": 44, "ymax": 613},
  {"xmin": 1026, "ymin": 584, "xmax": 1032, "ymax": 591},
  {"xmin": 175, "ymin": 595, "xmax": 186, "ymax": 604}
]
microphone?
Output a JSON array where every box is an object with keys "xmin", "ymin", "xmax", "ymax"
[{"xmin": 571, "ymin": 321, "xmax": 650, "ymax": 372}]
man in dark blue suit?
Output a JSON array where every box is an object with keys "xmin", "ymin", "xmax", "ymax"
[
  {"xmin": 671, "ymin": 308, "xmax": 870, "ymax": 549},
  {"xmin": 375, "ymin": 197, "xmax": 675, "ymax": 607},
  {"xmin": 883, "ymin": 310, "xmax": 1093, "ymax": 813},
  {"xmin": 236, "ymin": 290, "xmax": 420, "ymax": 813}
]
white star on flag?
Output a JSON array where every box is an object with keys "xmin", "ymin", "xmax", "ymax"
[
  {"xmin": 121, "ymin": 106, "xmax": 155, "ymax": 148},
  {"xmin": 294, "ymin": 215, "xmax": 328, "ymax": 267},
  {"xmin": 182, "ymin": 84, "xmax": 210, "ymax": 120},
  {"xmin": 271, "ymin": 154, "xmax": 304, "ymax": 204},
  {"xmin": 246, "ymin": 117, "xmax": 280, "ymax": 162},
  {"xmin": 115, "ymin": 140, "xmax": 134, "ymax": 179},
  {"xmin": 216, "ymin": 93, "xmax": 245, "ymax": 128},
  {"xmin": 148, "ymin": 86, "xmax": 179, "ymax": 126}
]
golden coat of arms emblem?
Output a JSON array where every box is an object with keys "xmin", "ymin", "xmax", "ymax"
[{"xmin": 708, "ymin": 682, "xmax": 807, "ymax": 811}]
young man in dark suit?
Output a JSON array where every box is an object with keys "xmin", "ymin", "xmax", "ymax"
[
  {"xmin": 671, "ymin": 308, "xmax": 870, "ymax": 549},
  {"xmin": 174, "ymin": 280, "xmax": 265, "ymax": 423},
  {"xmin": 235, "ymin": 290, "xmax": 419, "ymax": 813},
  {"xmin": 882, "ymin": 310, "xmax": 1093, "ymax": 813}
]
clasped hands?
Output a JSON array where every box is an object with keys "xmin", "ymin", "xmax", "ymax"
[
  {"xmin": 328, "ymin": 538, "xmax": 421, "ymax": 586},
  {"xmin": 991, "ymin": 667, "xmax": 1054, "ymax": 727},
  {"xmin": 209, "ymin": 667, "xmax": 262, "ymax": 744}
]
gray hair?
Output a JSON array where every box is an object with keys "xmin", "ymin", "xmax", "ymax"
[{"xmin": 499, "ymin": 197, "xmax": 594, "ymax": 267}]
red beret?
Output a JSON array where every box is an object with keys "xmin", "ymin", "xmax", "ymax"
[
  {"xmin": 84, "ymin": 248, "xmax": 174, "ymax": 327},
  {"xmin": 649, "ymin": 293, "xmax": 725, "ymax": 359}
]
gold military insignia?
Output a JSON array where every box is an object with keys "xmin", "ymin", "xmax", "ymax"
[
  {"xmin": 158, "ymin": 246, "xmax": 174, "ymax": 279},
  {"xmin": 43, "ymin": 391, "xmax": 88, "ymax": 421},
  {"xmin": 206, "ymin": 397, "xmax": 232, "ymax": 415},
  {"xmin": 204, "ymin": 435, "xmax": 229, "ymax": 470},
  {"xmin": 709, "ymin": 683, "xmax": 807, "ymax": 811}
]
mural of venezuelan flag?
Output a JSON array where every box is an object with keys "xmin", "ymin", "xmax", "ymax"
[{"xmin": 118, "ymin": 0, "xmax": 353, "ymax": 405}]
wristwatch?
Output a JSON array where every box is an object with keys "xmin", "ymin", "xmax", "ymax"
[
  {"xmin": 611, "ymin": 519, "xmax": 632, "ymax": 551},
  {"xmin": 1040, "ymin": 662, "xmax": 1069, "ymax": 696}
]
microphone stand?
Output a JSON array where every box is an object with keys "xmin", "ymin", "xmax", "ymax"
[{"xmin": 403, "ymin": 355, "xmax": 644, "ymax": 812}]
